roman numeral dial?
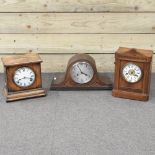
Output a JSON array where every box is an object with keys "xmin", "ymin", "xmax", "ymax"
[{"xmin": 13, "ymin": 67, "xmax": 35, "ymax": 87}]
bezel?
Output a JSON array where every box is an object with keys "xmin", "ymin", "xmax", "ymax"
[
  {"xmin": 122, "ymin": 63, "xmax": 143, "ymax": 83},
  {"xmin": 13, "ymin": 67, "xmax": 36, "ymax": 88},
  {"xmin": 70, "ymin": 61, "xmax": 94, "ymax": 84}
]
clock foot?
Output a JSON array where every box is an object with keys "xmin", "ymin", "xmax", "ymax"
[{"xmin": 3, "ymin": 88, "xmax": 46, "ymax": 102}]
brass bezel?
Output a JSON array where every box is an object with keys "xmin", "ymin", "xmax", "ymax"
[
  {"xmin": 122, "ymin": 63, "xmax": 143, "ymax": 83},
  {"xmin": 70, "ymin": 61, "xmax": 94, "ymax": 84}
]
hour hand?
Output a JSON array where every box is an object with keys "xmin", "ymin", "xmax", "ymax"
[
  {"xmin": 81, "ymin": 72, "xmax": 88, "ymax": 76},
  {"xmin": 19, "ymin": 77, "xmax": 31, "ymax": 81}
]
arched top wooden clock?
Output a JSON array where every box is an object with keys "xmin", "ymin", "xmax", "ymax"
[
  {"xmin": 50, "ymin": 53, "xmax": 112, "ymax": 90},
  {"xmin": 112, "ymin": 47, "xmax": 153, "ymax": 101},
  {"xmin": 1, "ymin": 53, "xmax": 46, "ymax": 102}
]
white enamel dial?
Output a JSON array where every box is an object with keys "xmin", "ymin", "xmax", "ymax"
[
  {"xmin": 70, "ymin": 62, "xmax": 94, "ymax": 84},
  {"xmin": 13, "ymin": 67, "xmax": 35, "ymax": 87},
  {"xmin": 122, "ymin": 63, "xmax": 142, "ymax": 83}
]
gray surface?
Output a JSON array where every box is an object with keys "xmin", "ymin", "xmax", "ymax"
[{"xmin": 0, "ymin": 73, "xmax": 155, "ymax": 155}]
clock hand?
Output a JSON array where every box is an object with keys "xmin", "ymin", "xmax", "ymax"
[
  {"xmin": 16, "ymin": 78, "xmax": 25, "ymax": 83},
  {"xmin": 23, "ymin": 77, "xmax": 34, "ymax": 81},
  {"xmin": 81, "ymin": 72, "xmax": 88, "ymax": 76},
  {"xmin": 134, "ymin": 74, "xmax": 138, "ymax": 77},
  {"xmin": 24, "ymin": 77, "xmax": 31, "ymax": 79},
  {"xmin": 18, "ymin": 77, "xmax": 32, "ymax": 81},
  {"xmin": 77, "ymin": 65, "xmax": 82, "ymax": 73},
  {"xmin": 77, "ymin": 65, "xmax": 88, "ymax": 76}
]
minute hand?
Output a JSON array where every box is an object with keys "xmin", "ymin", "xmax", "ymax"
[
  {"xmin": 18, "ymin": 77, "xmax": 31, "ymax": 81},
  {"xmin": 77, "ymin": 65, "xmax": 88, "ymax": 76}
]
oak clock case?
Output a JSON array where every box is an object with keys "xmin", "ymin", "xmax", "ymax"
[
  {"xmin": 50, "ymin": 53, "xmax": 112, "ymax": 90},
  {"xmin": 1, "ymin": 53, "xmax": 46, "ymax": 102},
  {"xmin": 112, "ymin": 47, "xmax": 153, "ymax": 101}
]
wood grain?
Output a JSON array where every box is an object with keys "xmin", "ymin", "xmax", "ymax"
[
  {"xmin": 50, "ymin": 53, "xmax": 112, "ymax": 90},
  {"xmin": 4, "ymin": 88, "xmax": 46, "ymax": 102},
  {"xmin": 0, "ymin": 1, "xmax": 154, "ymax": 73},
  {"xmin": 0, "ymin": 54, "xmax": 155, "ymax": 72},
  {"xmin": 0, "ymin": 0, "xmax": 154, "ymax": 12},
  {"xmin": 0, "ymin": 13, "xmax": 155, "ymax": 33},
  {"xmin": 112, "ymin": 47, "xmax": 153, "ymax": 101},
  {"xmin": 0, "ymin": 34, "xmax": 154, "ymax": 54},
  {"xmin": 6, "ymin": 63, "xmax": 42, "ymax": 91}
]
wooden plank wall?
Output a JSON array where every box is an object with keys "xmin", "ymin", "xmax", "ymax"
[{"xmin": 0, "ymin": 0, "xmax": 155, "ymax": 72}]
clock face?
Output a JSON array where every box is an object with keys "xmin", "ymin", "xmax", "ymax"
[
  {"xmin": 122, "ymin": 63, "xmax": 142, "ymax": 83},
  {"xmin": 13, "ymin": 67, "xmax": 35, "ymax": 87},
  {"xmin": 70, "ymin": 62, "xmax": 94, "ymax": 84}
]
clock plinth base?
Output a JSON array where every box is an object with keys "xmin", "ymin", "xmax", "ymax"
[
  {"xmin": 50, "ymin": 73, "xmax": 112, "ymax": 90},
  {"xmin": 3, "ymin": 88, "xmax": 46, "ymax": 102},
  {"xmin": 112, "ymin": 89, "xmax": 149, "ymax": 101}
]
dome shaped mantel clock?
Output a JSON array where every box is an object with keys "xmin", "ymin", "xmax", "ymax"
[
  {"xmin": 2, "ymin": 53, "xmax": 46, "ymax": 102},
  {"xmin": 112, "ymin": 47, "xmax": 153, "ymax": 101},
  {"xmin": 50, "ymin": 54, "xmax": 112, "ymax": 90}
]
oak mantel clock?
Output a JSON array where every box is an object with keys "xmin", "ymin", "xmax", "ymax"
[
  {"xmin": 50, "ymin": 53, "xmax": 112, "ymax": 90},
  {"xmin": 112, "ymin": 47, "xmax": 153, "ymax": 101},
  {"xmin": 1, "ymin": 53, "xmax": 46, "ymax": 102}
]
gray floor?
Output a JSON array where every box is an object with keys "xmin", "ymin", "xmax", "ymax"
[{"xmin": 0, "ymin": 73, "xmax": 155, "ymax": 155}]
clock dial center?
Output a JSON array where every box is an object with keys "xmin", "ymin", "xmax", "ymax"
[{"xmin": 128, "ymin": 69, "xmax": 135, "ymax": 76}]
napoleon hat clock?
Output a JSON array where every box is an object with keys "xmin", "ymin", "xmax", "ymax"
[{"xmin": 50, "ymin": 53, "xmax": 112, "ymax": 90}]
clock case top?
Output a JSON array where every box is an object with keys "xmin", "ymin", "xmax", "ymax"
[
  {"xmin": 115, "ymin": 47, "xmax": 153, "ymax": 62},
  {"xmin": 2, "ymin": 53, "xmax": 42, "ymax": 67},
  {"xmin": 1, "ymin": 53, "xmax": 46, "ymax": 102},
  {"xmin": 112, "ymin": 47, "xmax": 153, "ymax": 101},
  {"xmin": 50, "ymin": 53, "xmax": 112, "ymax": 90}
]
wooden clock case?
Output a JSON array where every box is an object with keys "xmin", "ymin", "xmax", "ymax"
[
  {"xmin": 112, "ymin": 47, "xmax": 153, "ymax": 101},
  {"xmin": 2, "ymin": 53, "xmax": 46, "ymax": 102},
  {"xmin": 50, "ymin": 53, "xmax": 112, "ymax": 90}
]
